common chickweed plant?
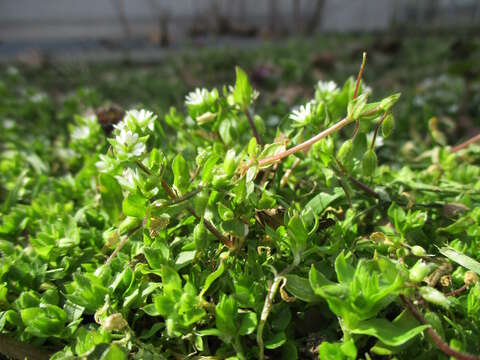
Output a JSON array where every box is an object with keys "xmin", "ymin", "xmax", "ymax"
[{"xmin": 2, "ymin": 54, "xmax": 480, "ymax": 360}]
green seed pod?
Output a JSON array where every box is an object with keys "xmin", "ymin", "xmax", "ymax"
[
  {"xmin": 381, "ymin": 113, "xmax": 394, "ymax": 138},
  {"xmin": 362, "ymin": 149, "xmax": 377, "ymax": 176},
  {"xmin": 223, "ymin": 149, "xmax": 237, "ymax": 176},
  {"xmin": 379, "ymin": 93, "xmax": 401, "ymax": 111},
  {"xmin": 337, "ymin": 139, "xmax": 353, "ymax": 165},
  {"xmin": 193, "ymin": 222, "xmax": 208, "ymax": 249},
  {"xmin": 193, "ymin": 190, "xmax": 209, "ymax": 216},
  {"xmin": 409, "ymin": 260, "xmax": 436, "ymax": 283},
  {"xmin": 411, "ymin": 245, "xmax": 426, "ymax": 257},
  {"xmin": 419, "ymin": 286, "xmax": 451, "ymax": 308}
]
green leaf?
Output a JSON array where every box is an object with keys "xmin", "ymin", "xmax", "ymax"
[
  {"xmin": 265, "ymin": 331, "xmax": 286, "ymax": 349},
  {"xmin": 99, "ymin": 174, "xmax": 123, "ymax": 222},
  {"xmin": 302, "ymin": 191, "xmax": 341, "ymax": 226},
  {"xmin": 238, "ymin": 312, "xmax": 257, "ymax": 335},
  {"xmin": 122, "ymin": 193, "xmax": 148, "ymax": 218},
  {"xmin": 200, "ymin": 259, "xmax": 226, "ymax": 296},
  {"xmin": 350, "ymin": 318, "xmax": 429, "ymax": 346},
  {"xmin": 100, "ymin": 344, "xmax": 127, "ymax": 360},
  {"xmin": 21, "ymin": 304, "xmax": 67, "ymax": 338},
  {"xmin": 284, "ymin": 274, "xmax": 322, "ymax": 303},
  {"xmin": 215, "ymin": 295, "xmax": 238, "ymax": 340},
  {"xmin": 439, "ymin": 247, "xmax": 480, "ymax": 276},
  {"xmin": 335, "ymin": 252, "xmax": 355, "ymax": 285},
  {"xmin": 233, "ymin": 66, "xmax": 253, "ymax": 108}
]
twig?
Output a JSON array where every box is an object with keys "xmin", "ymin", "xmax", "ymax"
[
  {"xmin": 352, "ymin": 52, "xmax": 367, "ymax": 139},
  {"xmin": 451, "ymin": 133, "xmax": 480, "ymax": 153},
  {"xmin": 245, "ymin": 108, "xmax": 263, "ymax": 146},
  {"xmin": 401, "ymin": 295, "xmax": 480, "ymax": 360}
]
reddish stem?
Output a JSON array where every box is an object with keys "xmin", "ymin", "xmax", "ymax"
[
  {"xmin": 401, "ymin": 295, "xmax": 480, "ymax": 360},
  {"xmin": 451, "ymin": 133, "xmax": 480, "ymax": 153}
]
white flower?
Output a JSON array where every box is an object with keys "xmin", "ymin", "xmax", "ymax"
[
  {"xmin": 185, "ymin": 88, "xmax": 217, "ymax": 107},
  {"xmin": 290, "ymin": 101, "xmax": 314, "ymax": 124},
  {"xmin": 115, "ymin": 168, "xmax": 141, "ymax": 192},
  {"xmin": 112, "ymin": 128, "xmax": 147, "ymax": 159},
  {"xmin": 124, "ymin": 109, "xmax": 157, "ymax": 132},
  {"xmin": 71, "ymin": 126, "xmax": 91, "ymax": 141},
  {"xmin": 317, "ymin": 80, "xmax": 338, "ymax": 94},
  {"xmin": 96, "ymin": 154, "xmax": 117, "ymax": 173},
  {"xmin": 116, "ymin": 129, "xmax": 139, "ymax": 147}
]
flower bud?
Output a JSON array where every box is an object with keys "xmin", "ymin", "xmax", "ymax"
[
  {"xmin": 411, "ymin": 245, "xmax": 426, "ymax": 257},
  {"xmin": 362, "ymin": 150, "xmax": 377, "ymax": 176},
  {"xmin": 409, "ymin": 260, "xmax": 436, "ymax": 283},
  {"xmin": 223, "ymin": 149, "xmax": 237, "ymax": 176},
  {"xmin": 103, "ymin": 228, "xmax": 120, "ymax": 248},
  {"xmin": 419, "ymin": 286, "xmax": 451, "ymax": 309},
  {"xmin": 381, "ymin": 113, "xmax": 394, "ymax": 138},
  {"xmin": 337, "ymin": 139, "xmax": 353, "ymax": 165}
]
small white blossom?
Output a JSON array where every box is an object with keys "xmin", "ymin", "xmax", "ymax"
[
  {"xmin": 71, "ymin": 126, "xmax": 91, "ymax": 141},
  {"xmin": 124, "ymin": 109, "xmax": 157, "ymax": 132},
  {"xmin": 111, "ymin": 128, "xmax": 147, "ymax": 159},
  {"xmin": 96, "ymin": 154, "xmax": 117, "ymax": 173},
  {"xmin": 115, "ymin": 168, "xmax": 141, "ymax": 192},
  {"xmin": 317, "ymin": 80, "xmax": 338, "ymax": 94},
  {"xmin": 185, "ymin": 88, "xmax": 217, "ymax": 107},
  {"xmin": 290, "ymin": 101, "xmax": 314, "ymax": 124}
]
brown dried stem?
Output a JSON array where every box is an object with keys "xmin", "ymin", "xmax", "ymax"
[{"xmin": 451, "ymin": 133, "xmax": 480, "ymax": 153}]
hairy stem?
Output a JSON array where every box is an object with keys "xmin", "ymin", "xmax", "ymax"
[
  {"xmin": 401, "ymin": 295, "xmax": 480, "ymax": 360},
  {"xmin": 257, "ymin": 116, "xmax": 352, "ymax": 167},
  {"xmin": 451, "ymin": 132, "xmax": 480, "ymax": 153}
]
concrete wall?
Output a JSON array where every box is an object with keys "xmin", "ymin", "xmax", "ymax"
[{"xmin": 1, "ymin": 0, "xmax": 478, "ymax": 42}]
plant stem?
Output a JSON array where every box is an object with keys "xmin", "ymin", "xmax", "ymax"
[
  {"xmin": 161, "ymin": 179, "xmax": 233, "ymax": 248},
  {"xmin": 446, "ymin": 284, "xmax": 467, "ymax": 297},
  {"xmin": 257, "ymin": 276, "xmax": 282, "ymax": 360},
  {"xmin": 400, "ymin": 295, "xmax": 480, "ymax": 360},
  {"xmin": 245, "ymin": 107, "xmax": 263, "ymax": 146},
  {"xmin": 257, "ymin": 263, "xmax": 296, "ymax": 360},
  {"xmin": 352, "ymin": 52, "xmax": 367, "ymax": 138},
  {"xmin": 451, "ymin": 132, "xmax": 480, "ymax": 153},
  {"xmin": 256, "ymin": 116, "xmax": 352, "ymax": 167},
  {"xmin": 353, "ymin": 52, "xmax": 367, "ymax": 99},
  {"xmin": 135, "ymin": 160, "xmax": 232, "ymax": 248},
  {"xmin": 106, "ymin": 224, "xmax": 142, "ymax": 265}
]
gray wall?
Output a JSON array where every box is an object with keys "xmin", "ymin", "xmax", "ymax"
[{"xmin": 1, "ymin": 0, "xmax": 479, "ymax": 42}]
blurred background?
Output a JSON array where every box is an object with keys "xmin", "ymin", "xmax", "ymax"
[{"xmin": 1, "ymin": 0, "xmax": 479, "ymax": 143}]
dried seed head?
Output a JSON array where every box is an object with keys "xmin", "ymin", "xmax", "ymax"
[
  {"xmin": 102, "ymin": 313, "xmax": 128, "ymax": 331},
  {"xmin": 440, "ymin": 275, "xmax": 452, "ymax": 287},
  {"xmin": 464, "ymin": 271, "xmax": 479, "ymax": 287}
]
